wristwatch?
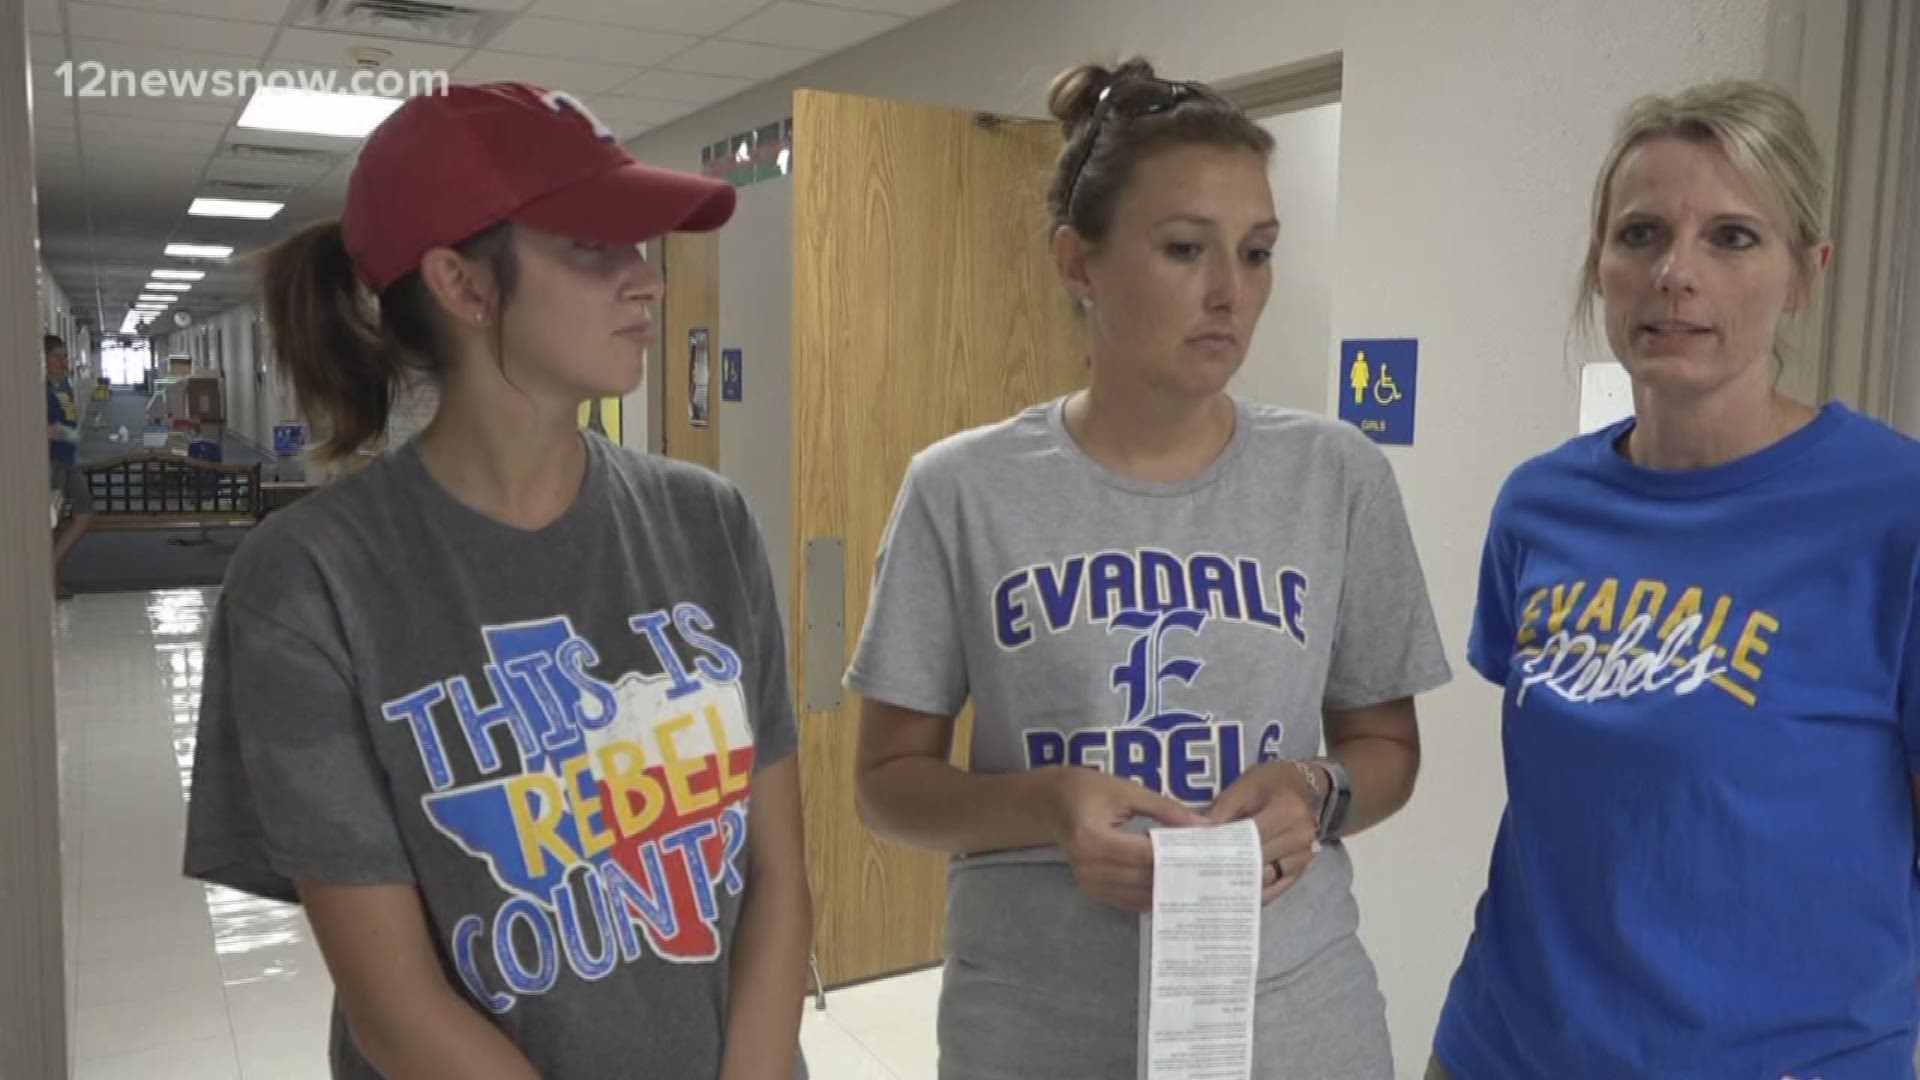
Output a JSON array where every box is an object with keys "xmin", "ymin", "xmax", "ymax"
[{"xmin": 1310, "ymin": 756, "xmax": 1353, "ymax": 842}]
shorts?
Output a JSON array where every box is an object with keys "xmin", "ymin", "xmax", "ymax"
[{"xmin": 50, "ymin": 459, "xmax": 95, "ymax": 516}]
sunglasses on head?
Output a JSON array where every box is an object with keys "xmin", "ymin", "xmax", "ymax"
[{"xmin": 1061, "ymin": 76, "xmax": 1232, "ymax": 215}]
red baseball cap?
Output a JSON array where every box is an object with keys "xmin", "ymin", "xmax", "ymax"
[{"xmin": 342, "ymin": 80, "xmax": 736, "ymax": 292}]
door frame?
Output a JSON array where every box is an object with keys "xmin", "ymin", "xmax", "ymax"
[
  {"xmin": 1767, "ymin": 0, "xmax": 1917, "ymax": 417},
  {"xmin": 1217, "ymin": 51, "xmax": 1343, "ymax": 119},
  {"xmin": 1, "ymin": 0, "xmax": 69, "ymax": 1075}
]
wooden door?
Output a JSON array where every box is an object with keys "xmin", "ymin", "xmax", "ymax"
[
  {"xmin": 661, "ymin": 231, "xmax": 720, "ymax": 468},
  {"xmin": 791, "ymin": 89, "xmax": 1087, "ymax": 988}
]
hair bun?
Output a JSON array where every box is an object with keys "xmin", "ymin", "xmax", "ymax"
[{"xmin": 1046, "ymin": 56, "xmax": 1158, "ymax": 135}]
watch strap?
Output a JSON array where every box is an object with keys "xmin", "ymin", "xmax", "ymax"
[{"xmin": 1310, "ymin": 756, "xmax": 1352, "ymax": 841}]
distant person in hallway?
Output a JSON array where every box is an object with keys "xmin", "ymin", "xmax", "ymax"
[
  {"xmin": 180, "ymin": 82, "xmax": 813, "ymax": 1080},
  {"xmin": 1429, "ymin": 80, "xmax": 1920, "ymax": 1080},
  {"xmin": 845, "ymin": 56, "xmax": 1452, "ymax": 1079},
  {"xmin": 46, "ymin": 333, "xmax": 95, "ymax": 598}
]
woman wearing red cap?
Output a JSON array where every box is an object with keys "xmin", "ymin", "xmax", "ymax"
[{"xmin": 183, "ymin": 82, "xmax": 812, "ymax": 1079}]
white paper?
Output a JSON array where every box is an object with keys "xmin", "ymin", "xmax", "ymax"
[{"xmin": 1140, "ymin": 820, "xmax": 1262, "ymax": 1080}]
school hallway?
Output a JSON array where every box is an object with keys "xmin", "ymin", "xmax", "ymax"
[{"xmin": 52, "ymin": 588, "xmax": 941, "ymax": 1080}]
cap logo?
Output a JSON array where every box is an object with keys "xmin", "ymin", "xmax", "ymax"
[{"xmin": 541, "ymin": 89, "xmax": 616, "ymax": 144}]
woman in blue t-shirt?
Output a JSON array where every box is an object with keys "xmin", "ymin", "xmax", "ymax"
[{"xmin": 1431, "ymin": 80, "xmax": 1920, "ymax": 1079}]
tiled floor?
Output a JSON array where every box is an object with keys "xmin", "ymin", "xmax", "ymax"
[{"xmin": 53, "ymin": 589, "xmax": 941, "ymax": 1079}]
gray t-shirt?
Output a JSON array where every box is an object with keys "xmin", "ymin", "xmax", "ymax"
[
  {"xmin": 183, "ymin": 432, "xmax": 801, "ymax": 1079},
  {"xmin": 844, "ymin": 395, "xmax": 1453, "ymax": 1078}
]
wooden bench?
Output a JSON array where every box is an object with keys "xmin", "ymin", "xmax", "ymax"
[{"xmin": 78, "ymin": 453, "xmax": 262, "ymax": 531}]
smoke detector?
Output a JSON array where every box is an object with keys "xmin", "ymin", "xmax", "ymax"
[{"xmin": 349, "ymin": 46, "xmax": 392, "ymax": 69}]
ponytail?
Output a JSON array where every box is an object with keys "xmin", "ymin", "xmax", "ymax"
[
  {"xmin": 258, "ymin": 218, "xmax": 520, "ymax": 460},
  {"xmin": 258, "ymin": 219, "xmax": 395, "ymax": 461}
]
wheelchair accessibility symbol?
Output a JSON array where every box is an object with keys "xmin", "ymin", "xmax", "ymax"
[{"xmin": 1337, "ymin": 338, "xmax": 1418, "ymax": 446}]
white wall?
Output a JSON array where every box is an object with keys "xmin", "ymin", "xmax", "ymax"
[
  {"xmin": 628, "ymin": 1, "xmax": 1795, "ymax": 1073},
  {"xmin": 36, "ymin": 258, "xmax": 90, "ymax": 383},
  {"xmin": 1895, "ymin": 188, "xmax": 1920, "ymax": 439},
  {"xmin": 33, "ymin": 262, "xmax": 83, "ymax": 1071},
  {"xmin": 1232, "ymin": 101, "xmax": 1340, "ymax": 415},
  {"xmin": 717, "ymin": 177, "xmax": 795, "ymax": 622}
]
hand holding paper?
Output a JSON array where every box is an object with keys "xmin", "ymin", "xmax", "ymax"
[
  {"xmin": 1043, "ymin": 767, "xmax": 1209, "ymax": 914},
  {"xmin": 1205, "ymin": 762, "xmax": 1320, "ymax": 904}
]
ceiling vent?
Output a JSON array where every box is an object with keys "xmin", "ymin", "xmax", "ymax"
[
  {"xmin": 205, "ymin": 180, "xmax": 301, "ymax": 198},
  {"xmin": 298, "ymin": 0, "xmax": 511, "ymax": 47},
  {"xmin": 224, "ymin": 143, "xmax": 340, "ymax": 166}
]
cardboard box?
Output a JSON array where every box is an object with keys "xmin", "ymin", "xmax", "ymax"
[{"xmin": 185, "ymin": 375, "xmax": 223, "ymax": 422}]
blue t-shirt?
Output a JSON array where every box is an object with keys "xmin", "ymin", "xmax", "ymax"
[
  {"xmin": 47, "ymin": 378, "xmax": 78, "ymax": 465},
  {"xmin": 1436, "ymin": 401, "xmax": 1920, "ymax": 1079}
]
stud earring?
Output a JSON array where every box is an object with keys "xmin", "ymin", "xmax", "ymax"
[{"xmin": 1079, "ymin": 295, "xmax": 1094, "ymax": 310}]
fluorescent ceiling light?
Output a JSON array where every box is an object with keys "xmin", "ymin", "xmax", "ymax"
[
  {"xmin": 151, "ymin": 269, "xmax": 205, "ymax": 281},
  {"xmin": 133, "ymin": 302, "xmax": 167, "ymax": 309},
  {"xmin": 165, "ymin": 243, "xmax": 233, "ymax": 259},
  {"xmin": 189, "ymin": 197, "xmax": 282, "ymax": 220},
  {"xmin": 138, "ymin": 294, "xmax": 176, "ymax": 303},
  {"xmin": 145, "ymin": 282, "xmax": 191, "ymax": 291},
  {"xmin": 237, "ymin": 86, "xmax": 403, "ymax": 139}
]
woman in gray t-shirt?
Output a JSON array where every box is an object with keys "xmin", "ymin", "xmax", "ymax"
[
  {"xmin": 182, "ymin": 82, "xmax": 812, "ymax": 1079},
  {"xmin": 845, "ymin": 58, "xmax": 1453, "ymax": 1079}
]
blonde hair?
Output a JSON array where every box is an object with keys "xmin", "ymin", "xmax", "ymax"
[{"xmin": 1574, "ymin": 80, "xmax": 1829, "ymax": 340}]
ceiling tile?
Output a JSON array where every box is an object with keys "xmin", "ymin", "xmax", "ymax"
[
  {"xmin": 120, "ymin": 0, "xmax": 298, "ymax": 19},
  {"xmin": 68, "ymin": 3, "xmax": 277, "ymax": 57},
  {"xmin": 81, "ymin": 141, "xmax": 215, "ymax": 165},
  {"xmin": 662, "ymin": 39, "xmax": 819, "ymax": 79},
  {"xmin": 80, "ymin": 112, "xmax": 228, "ymax": 141},
  {"xmin": 32, "ymin": 105, "xmax": 78, "ymax": 130},
  {"xmin": 815, "ymin": 0, "xmax": 955, "ymax": 14},
  {"xmin": 525, "ymin": 0, "xmax": 772, "ymax": 37},
  {"xmin": 94, "ymin": 160, "xmax": 208, "ymax": 180},
  {"xmin": 28, "ymin": 33, "xmax": 67, "ymax": 63},
  {"xmin": 67, "ymin": 39, "xmax": 275, "ymax": 74},
  {"xmin": 269, "ymin": 29, "xmax": 474, "ymax": 76},
  {"xmin": 27, "ymin": 0, "xmax": 60, "ymax": 33},
  {"xmin": 608, "ymin": 69, "xmax": 754, "ymax": 105},
  {"xmin": 453, "ymin": 51, "xmax": 639, "ymax": 95},
  {"xmin": 76, "ymin": 94, "xmax": 238, "ymax": 125},
  {"xmin": 721, "ymin": 2, "xmax": 903, "ymax": 51},
  {"xmin": 586, "ymin": 94, "xmax": 698, "ymax": 138},
  {"xmin": 483, "ymin": 17, "xmax": 698, "ymax": 68}
]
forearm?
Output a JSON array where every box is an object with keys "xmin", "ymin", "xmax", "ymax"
[
  {"xmin": 719, "ymin": 861, "xmax": 812, "ymax": 1080},
  {"xmin": 857, "ymin": 757, "xmax": 1062, "ymax": 856},
  {"xmin": 348, "ymin": 986, "xmax": 541, "ymax": 1080},
  {"xmin": 1323, "ymin": 735, "xmax": 1420, "ymax": 839}
]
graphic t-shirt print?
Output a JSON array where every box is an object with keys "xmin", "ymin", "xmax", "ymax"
[
  {"xmin": 993, "ymin": 549, "xmax": 1311, "ymax": 804},
  {"xmin": 1509, "ymin": 574, "xmax": 1780, "ymax": 708},
  {"xmin": 378, "ymin": 602, "xmax": 757, "ymax": 1011}
]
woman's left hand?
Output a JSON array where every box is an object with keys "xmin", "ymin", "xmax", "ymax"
[{"xmin": 1205, "ymin": 762, "xmax": 1321, "ymax": 904}]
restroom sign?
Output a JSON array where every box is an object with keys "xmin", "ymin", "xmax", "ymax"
[{"xmin": 1337, "ymin": 338, "xmax": 1418, "ymax": 446}]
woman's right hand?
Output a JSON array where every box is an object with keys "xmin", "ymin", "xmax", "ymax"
[{"xmin": 1038, "ymin": 767, "xmax": 1208, "ymax": 914}]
